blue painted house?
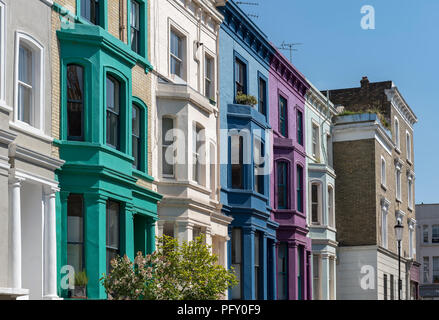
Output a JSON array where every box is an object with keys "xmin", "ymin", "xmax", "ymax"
[{"xmin": 218, "ymin": 1, "xmax": 278, "ymax": 300}]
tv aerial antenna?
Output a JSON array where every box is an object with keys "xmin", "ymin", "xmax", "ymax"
[
  {"xmin": 236, "ymin": 1, "xmax": 259, "ymax": 19},
  {"xmin": 278, "ymin": 41, "xmax": 303, "ymax": 62}
]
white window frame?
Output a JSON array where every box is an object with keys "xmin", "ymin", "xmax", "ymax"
[
  {"xmin": 14, "ymin": 31, "xmax": 44, "ymax": 133},
  {"xmin": 310, "ymin": 181, "xmax": 322, "ymax": 225},
  {"xmin": 192, "ymin": 122, "xmax": 205, "ymax": 186},
  {"xmin": 168, "ymin": 23, "xmax": 187, "ymax": 82},
  {"xmin": 423, "ymin": 225, "xmax": 429, "ymax": 244},
  {"xmin": 396, "ymin": 168, "xmax": 401, "ymax": 202},
  {"xmin": 311, "ymin": 122, "xmax": 320, "ymax": 160},
  {"xmin": 407, "ymin": 175, "xmax": 413, "ymax": 210},
  {"xmin": 381, "ymin": 198, "xmax": 390, "ymax": 249},
  {"xmin": 406, "ymin": 130, "xmax": 412, "ymax": 163},
  {"xmin": 0, "ymin": 1, "xmax": 5, "ymax": 107},
  {"xmin": 394, "ymin": 117, "xmax": 400, "ymax": 151},
  {"xmin": 204, "ymin": 51, "xmax": 215, "ymax": 99},
  {"xmin": 327, "ymin": 184, "xmax": 335, "ymax": 228},
  {"xmin": 381, "ymin": 156, "xmax": 387, "ymax": 188}
]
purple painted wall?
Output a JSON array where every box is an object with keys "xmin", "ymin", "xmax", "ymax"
[{"xmin": 269, "ymin": 47, "xmax": 311, "ymax": 300}]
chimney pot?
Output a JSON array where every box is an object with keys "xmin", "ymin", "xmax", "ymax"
[{"xmin": 361, "ymin": 76, "xmax": 370, "ymax": 88}]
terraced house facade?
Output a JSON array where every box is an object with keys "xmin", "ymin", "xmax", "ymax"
[
  {"xmin": 330, "ymin": 77, "xmax": 419, "ymax": 300},
  {"xmin": 149, "ymin": 0, "xmax": 232, "ymax": 274},
  {"xmin": 51, "ymin": 0, "xmax": 161, "ymax": 299}
]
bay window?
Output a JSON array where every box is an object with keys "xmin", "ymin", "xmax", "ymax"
[
  {"xmin": 311, "ymin": 183, "xmax": 321, "ymax": 224},
  {"xmin": 297, "ymin": 165, "xmax": 303, "ymax": 212},
  {"xmin": 162, "ymin": 117, "xmax": 175, "ymax": 176},
  {"xmin": 277, "ymin": 162, "xmax": 288, "ymax": 209},
  {"xmin": 231, "ymin": 135, "xmax": 244, "ymax": 189},
  {"xmin": 254, "ymin": 137, "xmax": 264, "ymax": 195},
  {"xmin": 106, "ymin": 75, "xmax": 120, "ymax": 150},
  {"xmin": 106, "ymin": 200, "xmax": 120, "ymax": 275},
  {"xmin": 328, "ymin": 186, "xmax": 334, "ymax": 227},
  {"xmin": 67, "ymin": 64, "xmax": 84, "ymax": 140},
  {"xmin": 193, "ymin": 124, "xmax": 205, "ymax": 185}
]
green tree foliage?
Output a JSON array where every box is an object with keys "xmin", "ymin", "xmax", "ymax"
[{"xmin": 101, "ymin": 235, "xmax": 238, "ymax": 300}]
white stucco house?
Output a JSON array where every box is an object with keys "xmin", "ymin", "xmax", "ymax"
[{"xmin": 149, "ymin": 0, "xmax": 232, "ymax": 271}]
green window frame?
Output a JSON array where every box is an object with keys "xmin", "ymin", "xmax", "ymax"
[
  {"xmin": 77, "ymin": 0, "xmax": 108, "ymax": 29},
  {"xmin": 106, "ymin": 200, "xmax": 120, "ymax": 275},
  {"xmin": 131, "ymin": 97, "xmax": 148, "ymax": 174},
  {"xmin": 127, "ymin": 0, "xmax": 147, "ymax": 57},
  {"xmin": 66, "ymin": 64, "xmax": 85, "ymax": 141}
]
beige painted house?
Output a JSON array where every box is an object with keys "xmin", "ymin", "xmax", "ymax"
[{"xmin": 328, "ymin": 77, "xmax": 420, "ymax": 300}]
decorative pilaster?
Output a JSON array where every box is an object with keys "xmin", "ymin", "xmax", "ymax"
[
  {"xmin": 8, "ymin": 177, "xmax": 23, "ymax": 289},
  {"xmin": 43, "ymin": 186, "xmax": 60, "ymax": 299}
]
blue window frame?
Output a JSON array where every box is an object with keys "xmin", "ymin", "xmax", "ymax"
[
  {"xmin": 297, "ymin": 165, "xmax": 303, "ymax": 212},
  {"xmin": 254, "ymin": 137, "xmax": 265, "ymax": 195},
  {"xmin": 277, "ymin": 162, "xmax": 288, "ymax": 209},
  {"xmin": 231, "ymin": 135, "xmax": 244, "ymax": 189},
  {"xmin": 279, "ymin": 95, "xmax": 287, "ymax": 137},
  {"xmin": 258, "ymin": 74, "xmax": 267, "ymax": 116},
  {"xmin": 234, "ymin": 55, "xmax": 247, "ymax": 98},
  {"xmin": 297, "ymin": 110, "xmax": 303, "ymax": 146}
]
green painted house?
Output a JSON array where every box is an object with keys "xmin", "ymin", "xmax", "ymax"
[{"xmin": 51, "ymin": 1, "xmax": 161, "ymax": 299}]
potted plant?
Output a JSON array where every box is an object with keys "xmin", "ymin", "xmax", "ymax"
[
  {"xmin": 236, "ymin": 91, "xmax": 257, "ymax": 106},
  {"xmin": 71, "ymin": 270, "xmax": 88, "ymax": 299},
  {"xmin": 209, "ymin": 97, "xmax": 216, "ymax": 106}
]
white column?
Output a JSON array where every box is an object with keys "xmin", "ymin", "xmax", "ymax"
[
  {"xmin": 205, "ymin": 227, "xmax": 212, "ymax": 253},
  {"xmin": 44, "ymin": 187, "xmax": 59, "ymax": 299},
  {"xmin": 9, "ymin": 177, "xmax": 22, "ymax": 289}
]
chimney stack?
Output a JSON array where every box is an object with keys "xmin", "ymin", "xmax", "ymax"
[{"xmin": 360, "ymin": 76, "xmax": 370, "ymax": 89}]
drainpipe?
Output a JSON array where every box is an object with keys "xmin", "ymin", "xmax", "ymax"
[
  {"xmin": 120, "ymin": 0, "xmax": 126, "ymax": 42},
  {"xmin": 215, "ymin": 21, "xmax": 221, "ymax": 202}
]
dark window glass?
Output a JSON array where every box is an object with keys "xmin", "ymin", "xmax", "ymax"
[
  {"xmin": 132, "ymin": 104, "xmax": 141, "ymax": 170},
  {"xmin": 384, "ymin": 274, "xmax": 388, "ymax": 300},
  {"xmin": 81, "ymin": 0, "xmax": 100, "ymax": 25},
  {"xmin": 279, "ymin": 95, "xmax": 287, "ymax": 137},
  {"xmin": 67, "ymin": 65, "xmax": 84, "ymax": 140},
  {"xmin": 235, "ymin": 58, "xmax": 246, "ymax": 95},
  {"xmin": 277, "ymin": 243, "xmax": 288, "ymax": 300},
  {"xmin": 277, "ymin": 162, "xmax": 288, "ymax": 209},
  {"xmin": 170, "ymin": 31, "xmax": 183, "ymax": 77},
  {"xmin": 106, "ymin": 200, "xmax": 120, "ymax": 275},
  {"xmin": 297, "ymin": 246, "xmax": 303, "ymax": 300},
  {"xmin": 130, "ymin": 1, "xmax": 140, "ymax": 53},
  {"xmin": 67, "ymin": 194, "xmax": 84, "ymax": 273},
  {"xmin": 254, "ymin": 232, "xmax": 262, "ymax": 299},
  {"xmin": 106, "ymin": 75, "xmax": 120, "ymax": 150},
  {"xmin": 231, "ymin": 135, "xmax": 244, "ymax": 189},
  {"xmin": 297, "ymin": 165, "xmax": 303, "ymax": 212},
  {"xmin": 258, "ymin": 77, "xmax": 266, "ymax": 115},
  {"xmin": 311, "ymin": 184, "xmax": 319, "ymax": 224},
  {"xmin": 231, "ymin": 228, "xmax": 242, "ymax": 299},
  {"xmin": 297, "ymin": 110, "xmax": 303, "ymax": 145},
  {"xmin": 18, "ymin": 45, "xmax": 32, "ymax": 125}
]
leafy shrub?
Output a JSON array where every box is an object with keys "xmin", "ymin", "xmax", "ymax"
[{"xmin": 236, "ymin": 91, "xmax": 258, "ymax": 106}]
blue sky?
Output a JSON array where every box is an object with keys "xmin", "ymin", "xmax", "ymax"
[{"xmin": 239, "ymin": 0, "xmax": 438, "ymax": 204}]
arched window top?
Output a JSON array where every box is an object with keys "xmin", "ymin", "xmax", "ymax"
[{"xmin": 67, "ymin": 64, "xmax": 85, "ymax": 140}]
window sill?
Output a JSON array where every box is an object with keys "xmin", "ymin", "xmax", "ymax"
[
  {"xmin": 407, "ymin": 158, "xmax": 413, "ymax": 166},
  {"xmin": 395, "ymin": 147, "xmax": 401, "ymax": 154},
  {"xmin": 0, "ymin": 100, "xmax": 12, "ymax": 113},
  {"xmin": 396, "ymin": 198, "xmax": 402, "ymax": 203},
  {"xmin": 408, "ymin": 206, "xmax": 413, "ymax": 212},
  {"xmin": 133, "ymin": 169, "xmax": 154, "ymax": 182},
  {"xmin": 381, "ymin": 184, "xmax": 387, "ymax": 191},
  {"xmin": 9, "ymin": 121, "xmax": 53, "ymax": 143}
]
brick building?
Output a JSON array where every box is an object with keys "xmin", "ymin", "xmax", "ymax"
[{"xmin": 327, "ymin": 77, "xmax": 420, "ymax": 300}]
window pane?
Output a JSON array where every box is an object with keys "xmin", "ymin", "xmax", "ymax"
[
  {"xmin": 313, "ymin": 255, "xmax": 320, "ymax": 300},
  {"xmin": 106, "ymin": 76, "xmax": 120, "ymax": 149},
  {"xmin": 231, "ymin": 135, "xmax": 243, "ymax": 189},
  {"xmin": 67, "ymin": 65, "xmax": 84, "ymax": 139},
  {"xmin": 130, "ymin": 1, "xmax": 140, "ymax": 53},
  {"xmin": 279, "ymin": 96, "xmax": 287, "ymax": 136},
  {"xmin": 258, "ymin": 78, "xmax": 266, "ymax": 115},
  {"xmin": 433, "ymin": 257, "xmax": 439, "ymax": 283},
  {"xmin": 67, "ymin": 194, "xmax": 84, "ymax": 272},
  {"xmin": 170, "ymin": 31, "xmax": 181, "ymax": 59},
  {"xmin": 297, "ymin": 166, "xmax": 303, "ymax": 212},
  {"xmin": 433, "ymin": 225, "xmax": 439, "ymax": 243},
  {"xmin": 162, "ymin": 117, "xmax": 174, "ymax": 175},
  {"xmin": 312, "ymin": 184, "xmax": 318, "ymax": 223},
  {"xmin": 277, "ymin": 243, "xmax": 287, "ymax": 300},
  {"xmin": 18, "ymin": 84, "xmax": 32, "ymax": 124},
  {"xmin": 231, "ymin": 228, "xmax": 242, "ymax": 299},
  {"xmin": 19, "ymin": 46, "xmax": 32, "ymax": 85},
  {"xmin": 106, "ymin": 201, "xmax": 120, "ymax": 249},
  {"xmin": 277, "ymin": 162, "xmax": 287, "ymax": 209},
  {"xmin": 297, "ymin": 111, "xmax": 303, "ymax": 145}
]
